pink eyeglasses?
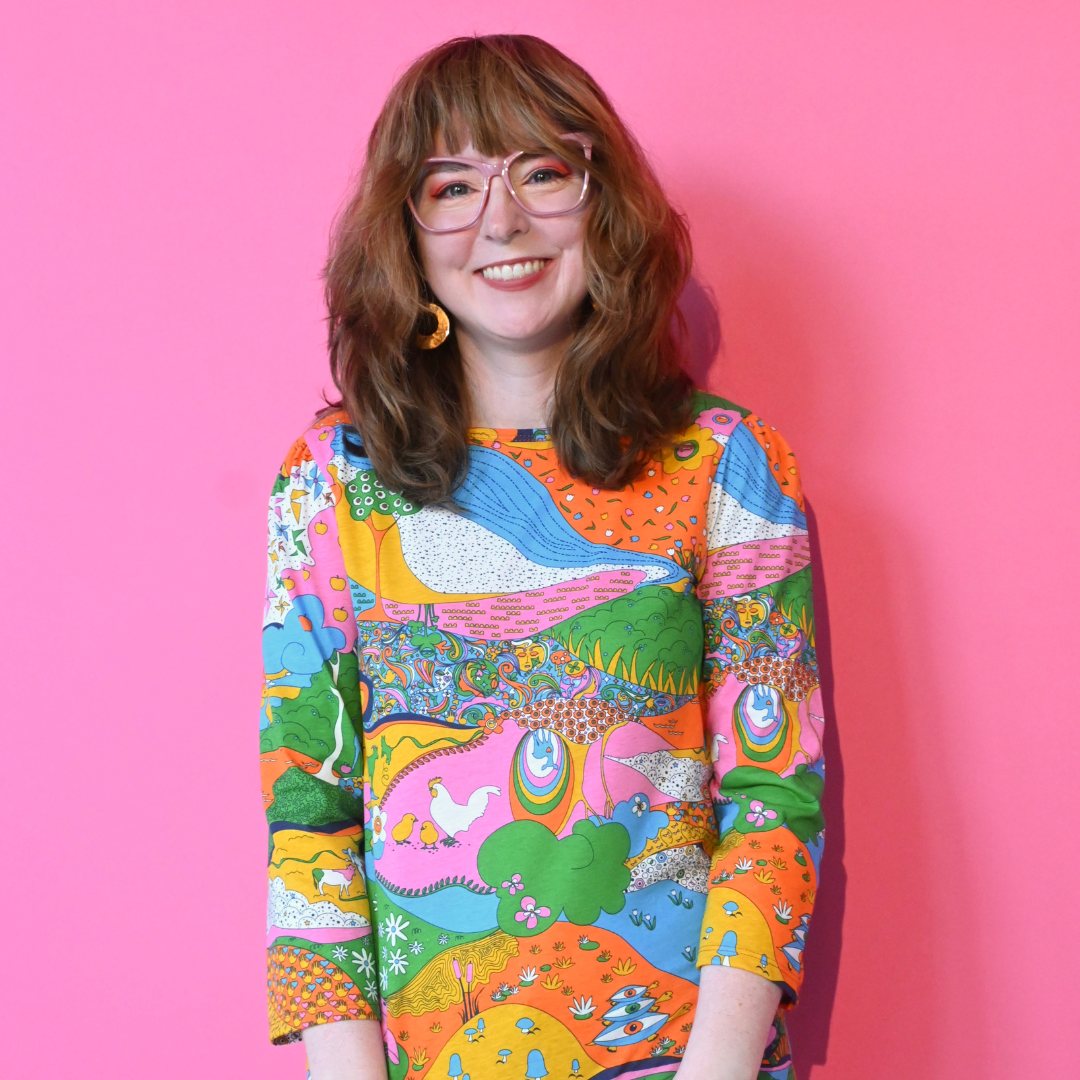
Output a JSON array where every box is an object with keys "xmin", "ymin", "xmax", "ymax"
[{"xmin": 408, "ymin": 134, "xmax": 592, "ymax": 234}]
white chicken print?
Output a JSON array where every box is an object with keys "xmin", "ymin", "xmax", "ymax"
[{"xmin": 427, "ymin": 776, "xmax": 501, "ymax": 840}]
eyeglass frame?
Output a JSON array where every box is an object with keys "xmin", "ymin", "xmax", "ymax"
[{"xmin": 407, "ymin": 133, "xmax": 593, "ymax": 234}]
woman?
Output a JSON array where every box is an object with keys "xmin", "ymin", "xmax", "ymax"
[{"xmin": 261, "ymin": 35, "xmax": 824, "ymax": 1080}]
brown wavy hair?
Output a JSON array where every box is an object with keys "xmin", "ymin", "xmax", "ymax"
[{"xmin": 324, "ymin": 34, "xmax": 693, "ymax": 504}]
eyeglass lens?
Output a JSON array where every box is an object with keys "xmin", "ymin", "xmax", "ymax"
[{"xmin": 411, "ymin": 152, "xmax": 586, "ymax": 231}]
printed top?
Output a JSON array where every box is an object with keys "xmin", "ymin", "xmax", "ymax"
[{"xmin": 261, "ymin": 391, "xmax": 824, "ymax": 1080}]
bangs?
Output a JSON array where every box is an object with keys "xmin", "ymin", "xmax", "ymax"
[{"xmin": 394, "ymin": 37, "xmax": 597, "ymax": 169}]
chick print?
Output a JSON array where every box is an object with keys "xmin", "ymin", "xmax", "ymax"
[
  {"xmin": 392, "ymin": 813, "xmax": 417, "ymax": 844},
  {"xmin": 419, "ymin": 820, "xmax": 440, "ymax": 850}
]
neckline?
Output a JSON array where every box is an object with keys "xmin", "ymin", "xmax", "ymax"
[{"xmin": 467, "ymin": 426, "xmax": 552, "ymax": 446}]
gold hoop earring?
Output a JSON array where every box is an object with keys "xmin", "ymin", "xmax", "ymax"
[{"xmin": 416, "ymin": 302, "xmax": 450, "ymax": 349}]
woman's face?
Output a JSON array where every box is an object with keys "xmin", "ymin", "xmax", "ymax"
[{"xmin": 414, "ymin": 136, "xmax": 590, "ymax": 353}]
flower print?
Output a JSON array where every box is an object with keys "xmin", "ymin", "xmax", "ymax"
[
  {"xmin": 569, "ymin": 996, "xmax": 595, "ymax": 1019},
  {"xmin": 658, "ymin": 423, "xmax": 719, "ymax": 474},
  {"xmin": 734, "ymin": 857, "xmax": 754, "ymax": 874},
  {"xmin": 502, "ymin": 873, "xmax": 524, "ymax": 895},
  {"xmin": 519, "ymin": 966, "xmax": 538, "ymax": 985},
  {"xmin": 438, "ymin": 934, "xmax": 449, "ymax": 945},
  {"xmin": 746, "ymin": 800, "xmax": 778, "ymax": 828},
  {"xmin": 773, "ymin": 900, "xmax": 793, "ymax": 925},
  {"xmin": 408, "ymin": 941, "xmax": 425, "ymax": 955},
  {"xmin": 331, "ymin": 945, "xmax": 348, "ymax": 962},
  {"xmin": 365, "ymin": 980, "xmax": 378, "ymax": 1000},
  {"xmin": 387, "ymin": 949, "xmax": 409, "ymax": 975},
  {"xmin": 381, "ymin": 912, "xmax": 410, "ymax": 945},
  {"xmin": 515, "ymin": 896, "xmax": 551, "ymax": 930},
  {"xmin": 631, "ymin": 795, "xmax": 648, "ymax": 818},
  {"xmin": 564, "ymin": 660, "xmax": 586, "ymax": 676},
  {"xmin": 369, "ymin": 804, "xmax": 388, "ymax": 847},
  {"xmin": 379, "ymin": 967, "xmax": 389, "ymax": 991},
  {"xmin": 352, "ymin": 949, "xmax": 375, "ymax": 976}
]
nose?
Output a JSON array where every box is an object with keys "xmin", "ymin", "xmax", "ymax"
[{"xmin": 480, "ymin": 175, "xmax": 529, "ymax": 241}]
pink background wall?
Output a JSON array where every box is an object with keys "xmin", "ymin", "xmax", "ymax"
[{"xmin": 2, "ymin": 2, "xmax": 1077, "ymax": 1076}]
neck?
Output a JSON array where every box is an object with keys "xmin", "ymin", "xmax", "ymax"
[{"xmin": 457, "ymin": 326, "xmax": 570, "ymax": 429}]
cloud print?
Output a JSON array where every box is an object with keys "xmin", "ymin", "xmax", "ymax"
[
  {"xmin": 263, "ymin": 594, "xmax": 346, "ymax": 675},
  {"xmin": 609, "ymin": 793, "xmax": 670, "ymax": 857}
]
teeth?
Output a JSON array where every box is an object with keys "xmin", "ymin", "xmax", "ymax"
[{"xmin": 482, "ymin": 259, "xmax": 547, "ymax": 281}]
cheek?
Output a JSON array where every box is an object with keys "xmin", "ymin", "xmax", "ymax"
[
  {"xmin": 561, "ymin": 247, "xmax": 586, "ymax": 285},
  {"xmin": 556, "ymin": 246, "xmax": 588, "ymax": 302},
  {"xmin": 417, "ymin": 234, "xmax": 473, "ymax": 284},
  {"xmin": 547, "ymin": 220, "xmax": 588, "ymax": 286}
]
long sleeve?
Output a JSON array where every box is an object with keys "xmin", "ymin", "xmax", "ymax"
[
  {"xmin": 694, "ymin": 410, "xmax": 824, "ymax": 1004},
  {"xmin": 261, "ymin": 427, "xmax": 379, "ymax": 1043}
]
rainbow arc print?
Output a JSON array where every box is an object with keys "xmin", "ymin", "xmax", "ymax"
[{"xmin": 260, "ymin": 391, "xmax": 823, "ymax": 1080}]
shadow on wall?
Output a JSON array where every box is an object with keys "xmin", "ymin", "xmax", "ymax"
[
  {"xmin": 787, "ymin": 500, "xmax": 845, "ymax": 1073},
  {"xmin": 678, "ymin": 275, "xmax": 724, "ymax": 380},
  {"xmin": 677, "ymin": 277, "xmax": 845, "ymax": 1074},
  {"xmin": 673, "ymin": 179, "xmax": 978, "ymax": 1072}
]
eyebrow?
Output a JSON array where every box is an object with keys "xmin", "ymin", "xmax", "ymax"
[{"xmin": 424, "ymin": 160, "xmax": 477, "ymax": 172}]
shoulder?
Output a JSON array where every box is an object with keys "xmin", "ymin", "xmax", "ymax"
[
  {"xmin": 276, "ymin": 409, "xmax": 353, "ymax": 479},
  {"xmin": 685, "ymin": 390, "xmax": 804, "ymax": 510}
]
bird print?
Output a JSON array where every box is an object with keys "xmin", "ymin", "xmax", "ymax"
[
  {"xmin": 391, "ymin": 813, "xmax": 417, "ymax": 844},
  {"xmin": 262, "ymin": 393, "xmax": 822, "ymax": 1071},
  {"xmin": 428, "ymin": 777, "xmax": 501, "ymax": 839}
]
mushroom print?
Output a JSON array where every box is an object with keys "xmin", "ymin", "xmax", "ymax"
[{"xmin": 262, "ymin": 393, "xmax": 821, "ymax": 1080}]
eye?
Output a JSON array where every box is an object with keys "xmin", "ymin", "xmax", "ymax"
[
  {"xmin": 433, "ymin": 181, "xmax": 475, "ymax": 200},
  {"xmin": 523, "ymin": 166, "xmax": 570, "ymax": 186}
]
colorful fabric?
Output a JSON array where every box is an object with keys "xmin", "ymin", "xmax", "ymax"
[{"xmin": 261, "ymin": 391, "xmax": 823, "ymax": 1080}]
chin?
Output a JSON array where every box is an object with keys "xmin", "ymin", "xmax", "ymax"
[{"xmin": 477, "ymin": 312, "xmax": 557, "ymax": 342}]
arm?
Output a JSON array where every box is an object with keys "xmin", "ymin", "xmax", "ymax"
[
  {"xmin": 689, "ymin": 408, "xmax": 825, "ymax": 1076},
  {"xmin": 261, "ymin": 427, "xmax": 382, "ymax": 1050},
  {"xmin": 303, "ymin": 1018, "xmax": 389, "ymax": 1080},
  {"xmin": 677, "ymin": 966, "xmax": 782, "ymax": 1080}
]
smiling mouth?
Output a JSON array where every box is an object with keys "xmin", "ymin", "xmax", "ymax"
[{"xmin": 479, "ymin": 259, "xmax": 550, "ymax": 281}]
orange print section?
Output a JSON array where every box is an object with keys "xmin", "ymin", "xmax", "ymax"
[
  {"xmin": 476, "ymin": 434, "xmax": 715, "ymax": 563},
  {"xmin": 281, "ymin": 433, "xmax": 314, "ymax": 476},
  {"xmin": 260, "ymin": 747, "xmax": 321, "ymax": 809},
  {"xmin": 386, "ymin": 922, "xmax": 698, "ymax": 1080},
  {"xmin": 641, "ymin": 696, "xmax": 709, "ymax": 750},
  {"xmin": 313, "ymin": 408, "xmax": 349, "ymax": 431},
  {"xmin": 742, "ymin": 416, "xmax": 804, "ymax": 510}
]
